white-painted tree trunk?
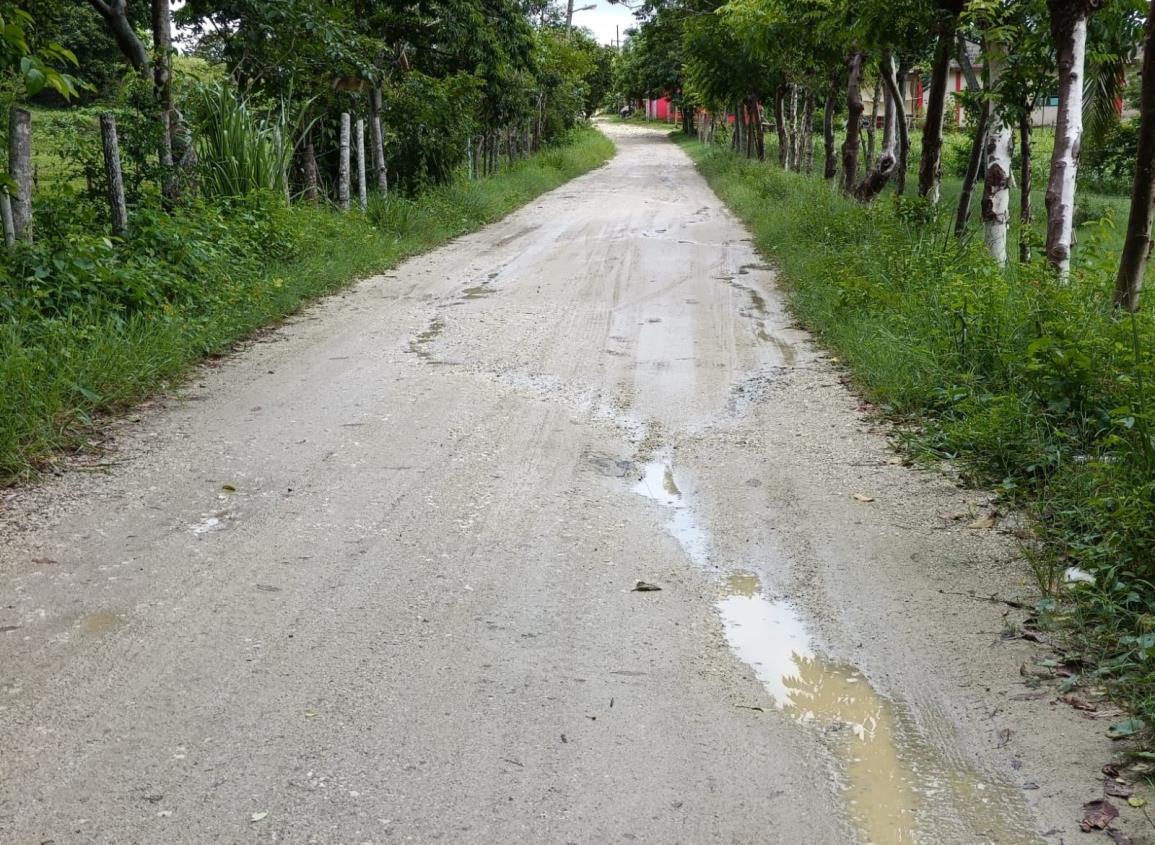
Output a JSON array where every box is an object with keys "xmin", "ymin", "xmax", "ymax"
[
  {"xmin": 1045, "ymin": 10, "xmax": 1088, "ymax": 278},
  {"xmin": 981, "ymin": 47, "xmax": 1013, "ymax": 267}
]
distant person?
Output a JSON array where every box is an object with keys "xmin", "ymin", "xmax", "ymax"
[{"xmin": 620, "ymin": 105, "xmax": 633, "ymax": 119}]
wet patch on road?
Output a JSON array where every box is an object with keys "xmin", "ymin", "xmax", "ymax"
[
  {"xmin": 405, "ymin": 317, "xmax": 446, "ymax": 360},
  {"xmin": 718, "ymin": 573, "xmax": 1043, "ymax": 845},
  {"xmin": 626, "ymin": 454, "xmax": 1042, "ymax": 845}
]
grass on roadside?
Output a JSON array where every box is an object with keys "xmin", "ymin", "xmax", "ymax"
[
  {"xmin": 673, "ymin": 131, "xmax": 1155, "ymax": 733},
  {"xmin": 0, "ymin": 126, "xmax": 614, "ymax": 481}
]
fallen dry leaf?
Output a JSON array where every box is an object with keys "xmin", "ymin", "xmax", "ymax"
[
  {"xmin": 967, "ymin": 512, "xmax": 999, "ymax": 529},
  {"xmin": 852, "ymin": 493, "xmax": 875, "ymax": 503},
  {"xmin": 632, "ymin": 580, "xmax": 662, "ymax": 592},
  {"xmin": 250, "ymin": 812, "xmax": 268, "ymax": 823},
  {"xmin": 1080, "ymin": 798, "xmax": 1119, "ymax": 831},
  {"xmin": 1129, "ymin": 795, "xmax": 1146, "ymax": 808},
  {"xmin": 1061, "ymin": 693, "xmax": 1097, "ymax": 712},
  {"xmin": 997, "ymin": 728, "xmax": 1012, "ymax": 748},
  {"xmin": 1104, "ymin": 779, "xmax": 1134, "ymax": 799}
]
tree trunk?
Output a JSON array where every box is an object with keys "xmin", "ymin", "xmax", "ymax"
[
  {"xmin": 981, "ymin": 46, "xmax": 1013, "ymax": 266},
  {"xmin": 88, "ymin": 0, "xmax": 149, "ymax": 73},
  {"xmin": 918, "ymin": 26, "xmax": 955, "ymax": 202},
  {"xmin": 802, "ymin": 91, "xmax": 816, "ymax": 174},
  {"xmin": 8, "ymin": 108, "xmax": 32, "ymax": 242},
  {"xmin": 100, "ymin": 113, "xmax": 129, "ymax": 237},
  {"xmin": 369, "ymin": 86, "xmax": 388, "ymax": 195},
  {"xmin": 842, "ymin": 52, "xmax": 865, "ymax": 193},
  {"xmin": 1019, "ymin": 111, "xmax": 1033, "ymax": 263},
  {"xmin": 751, "ymin": 98, "xmax": 765, "ymax": 161},
  {"xmin": 303, "ymin": 129, "xmax": 320, "ymax": 204},
  {"xmin": 954, "ymin": 42, "xmax": 989, "ymax": 236},
  {"xmin": 823, "ymin": 70, "xmax": 839, "ymax": 180},
  {"xmin": 1046, "ymin": 0, "xmax": 1094, "ymax": 277},
  {"xmin": 1114, "ymin": 0, "xmax": 1155, "ymax": 310},
  {"xmin": 855, "ymin": 55, "xmax": 899, "ymax": 201},
  {"xmin": 356, "ymin": 118, "xmax": 367, "ymax": 212},
  {"xmin": 865, "ymin": 77, "xmax": 881, "ymax": 171},
  {"xmin": 775, "ymin": 86, "xmax": 788, "ymax": 166},
  {"xmin": 338, "ymin": 113, "xmax": 351, "ymax": 210},
  {"xmin": 888, "ymin": 62, "xmax": 911, "ymax": 195}
]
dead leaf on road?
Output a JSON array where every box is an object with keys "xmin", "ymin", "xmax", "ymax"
[
  {"xmin": 852, "ymin": 493, "xmax": 875, "ymax": 503},
  {"xmin": 250, "ymin": 812, "xmax": 268, "ymax": 823},
  {"xmin": 997, "ymin": 728, "xmax": 1012, "ymax": 748},
  {"xmin": 1061, "ymin": 693, "xmax": 1097, "ymax": 712},
  {"xmin": 968, "ymin": 511, "xmax": 999, "ymax": 529},
  {"xmin": 632, "ymin": 581, "xmax": 662, "ymax": 592},
  {"xmin": 1129, "ymin": 795, "xmax": 1147, "ymax": 808},
  {"xmin": 1104, "ymin": 779, "xmax": 1134, "ymax": 799},
  {"xmin": 1080, "ymin": 798, "xmax": 1119, "ymax": 831}
]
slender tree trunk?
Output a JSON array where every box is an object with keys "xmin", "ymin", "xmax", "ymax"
[
  {"xmin": 1019, "ymin": 111, "xmax": 1033, "ymax": 263},
  {"xmin": 356, "ymin": 118, "xmax": 367, "ymax": 212},
  {"xmin": 918, "ymin": 26, "xmax": 955, "ymax": 202},
  {"xmin": 982, "ymin": 46, "xmax": 1013, "ymax": 266},
  {"xmin": 369, "ymin": 85, "xmax": 388, "ymax": 195},
  {"xmin": 775, "ymin": 86, "xmax": 788, "ymax": 167},
  {"xmin": 865, "ymin": 77, "xmax": 881, "ymax": 171},
  {"xmin": 824, "ymin": 69, "xmax": 839, "ymax": 180},
  {"xmin": 856, "ymin": 55, "xmax": 899, "ymax": 201},
  {"xmin": 755, "ymin": 99, "xmax": 766, "ymax": 160},
  {"xmin": 802, "ymin": 91, "xmax": 816, "ymax": 174},
  {"xmin": 303, "ymin": 129, "xmax": 320, "ymax": 204},
  {"xmin": 842, "ymin": 52, "xmax": 865, "ymax": 193},
  {"xmin": 87, "ymin": 0, "xmax": 149, "ymax": 73},
  {"xmin": 100, "ymin": 113, "xmax": 128, "ymax": 237},
  {"xmin": 338, "ymin": 113, "xmax": 351, "ymax": 211},
  {"xmin": 1046, "ymin": 0, "xmax": 1094, "ymax": 277},
  {"xmin": 1114, "ymin": 0, "xmax": 1155, "ymax": 310},
  {"xmin": 8, "ymin": 108, "xmax": 32, "ymax": 241},
  {"xmin": 955, "ymin": 42, "xmax": 989, "ymax": 236},
  {"xmin": 888, "ymin": 62, "xmax": 911, "ymax": 195}
]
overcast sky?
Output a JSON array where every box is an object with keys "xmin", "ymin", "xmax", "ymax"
[{"xmin": 570, "ymin": 0, "xmax": 639, "ymax": 47}]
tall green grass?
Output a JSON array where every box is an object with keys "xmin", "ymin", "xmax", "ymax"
[
  {"xmin": 0, "ymin": 126, "xmax": 613, "ymax": 480},
  {"xmin": 194, "ymin": 82, "xmax": 292, "ymax": 199},
  {"xmin": 676, "ymin": 133, "xmax": 1155, "ymax": 728}
]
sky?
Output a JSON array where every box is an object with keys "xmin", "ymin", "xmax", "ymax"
[{"xmin": 569, "ymin": 0, "xmax": 639, "ymax": 47}]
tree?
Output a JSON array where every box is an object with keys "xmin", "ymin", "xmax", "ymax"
[
  {"xmin": 1044, "ymin": 0, "xmax": 1106, "ymax": 276},
  {"xmin": 917, "ymin": 0, "xmax": 966, "ymax": 202},
  {"xmin": 1114, "ymin": 0, "xmax": 1155, "ymax": 310}
]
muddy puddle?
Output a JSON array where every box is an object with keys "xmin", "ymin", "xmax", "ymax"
[
  {"xmin": 630, "ymin": 457, "xmax": 1042, "ymax": 844},
  {"xmin": 719, "ymin": 573, "xmax": 1043, "ymax": 845}
]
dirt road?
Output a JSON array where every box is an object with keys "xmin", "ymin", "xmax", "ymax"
[{"xmin": 0, "ymin": 123, "xmax": 1137, "ymax": 844}]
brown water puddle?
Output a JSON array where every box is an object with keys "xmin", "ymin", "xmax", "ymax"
[{"xmin": 718, "ymin": 572, "xmax": 1043, "ymax": 844}]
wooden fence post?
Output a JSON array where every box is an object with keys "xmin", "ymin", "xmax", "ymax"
[
  {"xmin": 356, "ymin": 117, "xmax": 367, "ymax": 212},
  {"xmin": 0, "ymin": 192, "xmax": 14, "ymax": 247},
  {"xmin": 100, "ymin": 113, "xmax": 129, "ymax": 237},
  {"xmin": 8, "ymin": 108, "xmax": 32, "ymax": 241},
  {"xmin": 338, "ymin": 112, "xmax": 351, "ymax": 211}
]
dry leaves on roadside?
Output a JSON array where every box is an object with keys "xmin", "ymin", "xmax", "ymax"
[
  {"xmin": 632, "ymin": 580, "xmax": 662, "ymax": 592},
  {"xmin": 1061, "ymin": 693, "xmax": 1097, "ymax": 712},
  {"xmin": 1080, "ymin": 798, "xmax": 1119, "ymax": 831},
  {"xmin": 1104, "ymin": 778, "xmax": 1134, "ymax": 799},
  {"xmin": 852, "ymin": 493, "xmax": 875, "ymax": 503},
  {"xmin": 967, "ymin": 511, "xmax": 999, "ymax": 529}
]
